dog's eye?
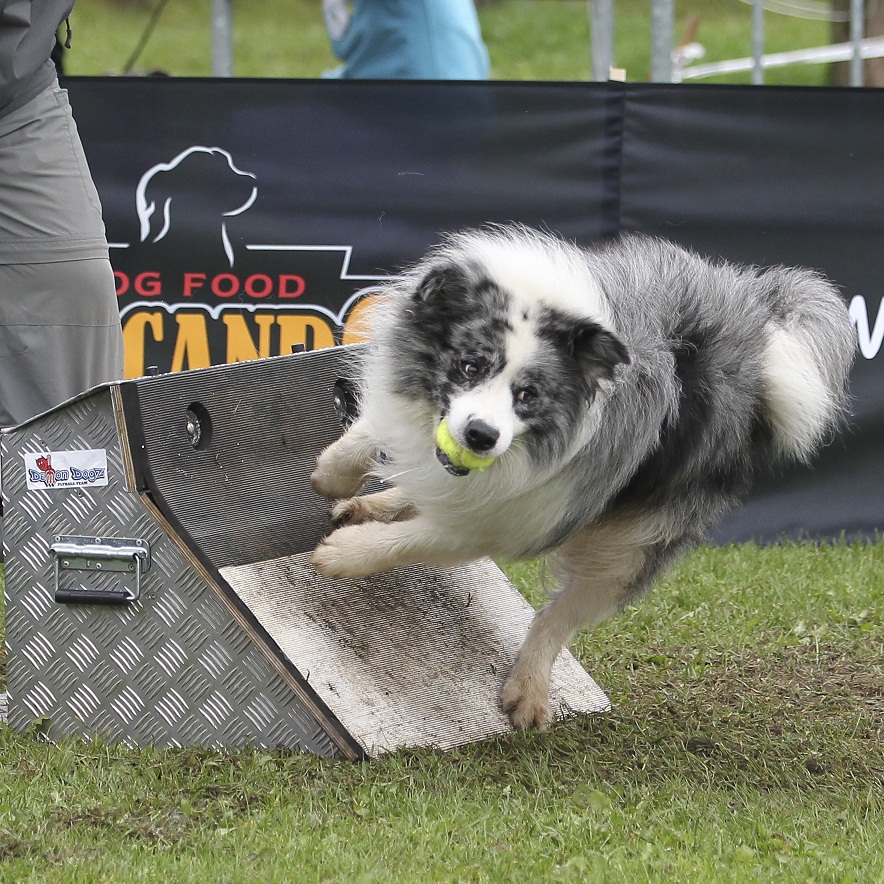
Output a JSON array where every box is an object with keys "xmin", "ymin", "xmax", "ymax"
[
  {"xmin": 460, "ymin": 360, "xmax": 483, "ymax": 380},
  {"xmin": 514, "ymin": 386, "xmax": 538, "ymax": 404}
]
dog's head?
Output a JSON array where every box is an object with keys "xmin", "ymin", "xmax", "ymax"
[{"xmin": 386, "ymin": 228, "xmax": 631, "ymax": 472}]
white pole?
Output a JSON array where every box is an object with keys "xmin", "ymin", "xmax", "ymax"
[
  {"xmin": 650, "ymin": 0, "xmax": 674, "ymax": 81},
  {"xmin": 752, "ymin": 0, "xmax": 765, "ymax": 84},
  {"xmin": 211, "ymin": 0, "xmax": 234, "ymax": 78},
  {"xmin": 589, "ymin": 0, "xmax": 615, "ymax": 81},
  {"xmin": 850, "ymin": 0, "xmax": 865, "ymax": 86}
]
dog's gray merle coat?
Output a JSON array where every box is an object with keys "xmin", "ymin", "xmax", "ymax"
[{"xmin": 311, "ymin": 226, "xmax": 854, "ymax": 729}]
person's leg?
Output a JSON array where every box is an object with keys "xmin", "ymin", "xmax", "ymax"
[
  {"xmin": 0, "ymin": 258, "xmax": 123, "ymax": 426},
  {"xmin": 0, "ymin": 77, "xmax": 123, "ymax": 427},
  {"xmin": 0, "ymin": 80, "xmax": 123, "ymax": 561}
]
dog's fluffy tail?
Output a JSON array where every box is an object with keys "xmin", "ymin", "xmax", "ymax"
[{"xmin": 760, "ymin": 267, "xmax": 855, "ymax": 462}]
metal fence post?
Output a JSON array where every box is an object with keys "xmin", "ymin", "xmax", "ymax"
[
  {"xmin": 850, "ymin": 0, "xmax": 865, "ymax": 85},
  {"xmin": 589, "ymin": 0, "xmax": 615, "ymax": 80},
  {"xmin": 650, "ymin": 0, "xmax": 675, "ymax": 81},
  {"xmin": 752, "ymin": 0, "xmax": 765, "ymax": 84},
  {"xmin": 211, "ymin": 0, "xmax": 234, "ymax": 77}
]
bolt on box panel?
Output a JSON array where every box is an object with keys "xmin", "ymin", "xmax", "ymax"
[{"xmin": 1, "ymin": 348, "xmax": 608, "ymax": 757}]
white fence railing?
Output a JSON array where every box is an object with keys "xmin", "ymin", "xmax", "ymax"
[
  {"xmin": 209, "ymin": 0, "xmax": 874, "ymax": 87},
  {"xmin": 590, "ymin": 0, "xmax": 873, "ymax": 85},
  {"xmin": 674, "ymin": 35, "xmax": 884, "ymax": 82}
]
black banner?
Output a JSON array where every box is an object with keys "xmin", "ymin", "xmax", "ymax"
[
  {"xmin": 70, "ymin": 79, "xmax": 611, "ymax": 378},
  {"xmin": 66, "ymin": 77, "xmax": 882, "ymax": 542},
  {"xmin": 617, "ymin": 85, "xmax": 884, "ymax": 543}
]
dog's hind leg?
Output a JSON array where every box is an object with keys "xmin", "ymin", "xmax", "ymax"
[
  {"xmin": 501, "ymin": 515, "xmax": 669, "ymax": 730},
  {"xmin": 311, "ymin": 417, "xmax": 378, "ymax": 500}
]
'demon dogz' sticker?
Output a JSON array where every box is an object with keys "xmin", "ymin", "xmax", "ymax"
[{"xmin": 24, "ymin": 450, "xmax": 109, "ymax": 491}]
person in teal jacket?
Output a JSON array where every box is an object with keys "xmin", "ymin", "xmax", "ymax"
[{"xmin": 323, "ymin": 0, "xmax": 490, "ymax": 80}]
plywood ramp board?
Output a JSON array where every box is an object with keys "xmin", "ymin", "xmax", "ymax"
[{"xmin": 222, "ymin": 554, "xmax": 610, "ymax": 756}]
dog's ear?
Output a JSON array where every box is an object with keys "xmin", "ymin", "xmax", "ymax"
[
  {"xmin": 414, "ymin": 265, "xmax": 469, "ymax": 302},
  {"xmin": 570, "ymin": 321, "xmax": 631, "ymax": 383}
]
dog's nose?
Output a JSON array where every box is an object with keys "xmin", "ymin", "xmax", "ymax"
[{"xmin": 465, "ymin": 419, "xmax": 499, "ymax": 452}]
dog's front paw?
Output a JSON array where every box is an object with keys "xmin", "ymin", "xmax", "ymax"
[
  {"xmin": 330, "ymin": 490, "xmax": 415, "ymax": 526},
  {"xmin": 312, "ymin": 531, "xmax": 357, "ymax": 579},
  {"xmin": 312, "ymin": 519, "xmax": 421, "ymax": 580},
  {"xmin": 310, "ymin": 457, "xmax": 366, "ymax": 501},
  {"xmin": 500, "ymin": 669, "xmax": 552, "ymax": 730},
  {"xmin": 311, "ymin": 525, "xmax": 386, "ymax": 580},
  {"xmin": 330, "ymin": 496, "xmax": 370, "ymax": 526}
]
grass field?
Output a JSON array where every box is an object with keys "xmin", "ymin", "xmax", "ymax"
[
  {"xmin": 2, "ymin": 1, "xmax": 879, "ymax": 880},
  {"xmin": 1, "ymin": 542, "xmax": 881, "ymax": 881},
  {"xmin": 63, "ymin": 0, "xmax": 834, "ymax": 85}
]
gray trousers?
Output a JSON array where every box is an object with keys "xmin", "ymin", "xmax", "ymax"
[{"xmin": 0, "ymin": 80, "xmax": 123, "ymax": 429}]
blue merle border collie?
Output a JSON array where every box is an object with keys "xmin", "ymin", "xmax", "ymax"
[{"xmin": 311, "ymin": 225, "xmax": 854, "ymax": 730}]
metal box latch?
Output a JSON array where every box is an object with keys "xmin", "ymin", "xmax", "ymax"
[{"xmin": 49, "ymin": 536, "xmax": 151, "ymax": 605}]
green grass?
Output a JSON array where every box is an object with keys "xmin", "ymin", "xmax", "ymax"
[
  {"xmin": 64, "ymin": 0, "xmax": 834, "ymax": 85},
  {"xmin": 4, "ymin": 4, "xmax": 879, "ymax": 878},
  {"xmin": 1, "ymin": 542, "xmax": 882, "ymax": 881}
]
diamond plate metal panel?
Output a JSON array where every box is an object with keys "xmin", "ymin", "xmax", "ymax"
[{"xmin": 1, "ymin": 389, "xmax": 351, "ymax": 756}]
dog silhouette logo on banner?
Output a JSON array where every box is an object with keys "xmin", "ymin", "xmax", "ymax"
[
  {"xmin": 136, "ymin": 147, "xmax": 258, "ymax": 269},
  {"xmin": 111, "ymin": 145, "xmax": 385, "ymax": 379}
]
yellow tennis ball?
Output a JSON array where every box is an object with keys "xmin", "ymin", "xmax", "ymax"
[{"xmin": 435, "ymin": 418, "xmax": 496, "ymax": 473}]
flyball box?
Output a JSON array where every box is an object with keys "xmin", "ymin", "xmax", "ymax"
[{"xmin": 1, "ymin": 347, "xmax": 608, "ymax": 758}]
